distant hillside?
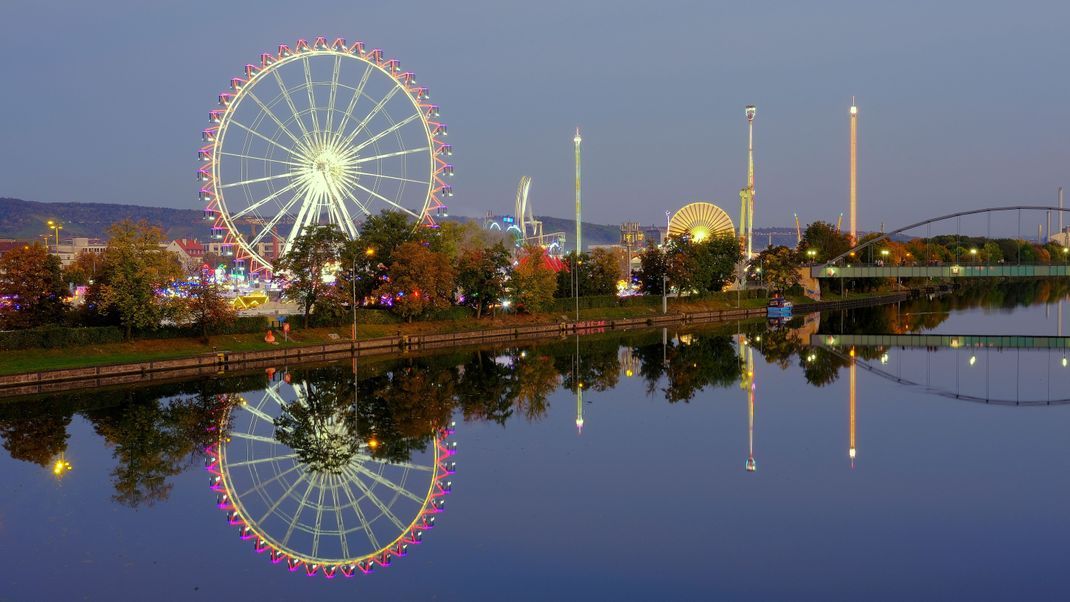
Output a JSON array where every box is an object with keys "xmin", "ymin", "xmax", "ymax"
[
  {"xmin": 0, "ymin": 198, "xmax": 202, "ymax": 240},
  {"xmin": 0, "ymin": 197, "xmax": 802, "ymax": 249}
]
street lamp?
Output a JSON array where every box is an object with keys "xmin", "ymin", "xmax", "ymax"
[
  {"xmin": 806, "ymin": 248, "xmax": 817, "ymax": 263},
  {"xmin": 46, "ymin": 220, "xmax": 63, "ymax": 248},
  {"xmin": 352, "ymin": 247, "xmax": 375, "ymax": 341},
  {"xmin": 969, "ymin": 248, "xmax": 978, "ymax": 263}
]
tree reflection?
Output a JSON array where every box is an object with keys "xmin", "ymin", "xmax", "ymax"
[
  {"xmin": 274, "ymin": 371, "xmax": 360, "ymax": 473},
  {"xmin": 87, "ymin": 391, "xmax": 226, "ymax": 507},
  {"xmin": 0, "ymin": 407, "xmax": 72, "ymax": 467}
]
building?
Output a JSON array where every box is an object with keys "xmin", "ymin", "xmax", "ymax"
[
  {"xmin": 51, "ymin": 237, "xmax": 108, "ymax": 267},
  {"xmin": 205, "ymin": 241, "xmax": 280, "ymax": 264},
  {"xmin": 166, "ymin": 238, "xmax": 206, "ymax": 271}
]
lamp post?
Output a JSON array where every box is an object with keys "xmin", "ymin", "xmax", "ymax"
[
  {"xmin": 969, "ymin": 248, "xmax": 978, "ymax": 264},
  {"xmin": 352, "ymin": 247, "xmax": 375, "ymax": 341},
  {"xmin": 662, "ymin": 273, "xmax": 668, "ymax": 314},
  {"xmin": 47, "ymin": 220, "xmax": 62, "ymax": 249}
]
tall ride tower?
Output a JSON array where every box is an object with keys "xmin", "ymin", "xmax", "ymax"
[
  {"xmin": 574, "ymin": 128, "xmax": 582, "ymax": 254},
  {"xmin": 739, "ymin": 106, "xmax": 757, "ymax": 258},
  {"xmin": 849, "ymin": 98, "xmax": 859, "ymax": 243},
  {"xmin": 573, "ymin": 128, "xmax": 582, "ymax": 321}
]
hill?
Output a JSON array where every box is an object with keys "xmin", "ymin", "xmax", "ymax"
[
  {"xmin": 0, "ymin": 198, "xmax": 203, "ymax": 241},
  {"xmin": 0, "ymin": 197, "xmax": 801, "ymax": 249}
]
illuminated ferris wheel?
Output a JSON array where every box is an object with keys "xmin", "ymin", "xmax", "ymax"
[
  {"xmin": 204, "ymin": 375, "xmax": 456, "ymax": 578},
  {"xmin": 198, "ymin": 36, "xmax": 453, "ymax": 273}
]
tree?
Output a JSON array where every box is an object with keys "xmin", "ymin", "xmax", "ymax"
[
  {"xmin": 637, "ymin": 243, "xmax": 668, "ymax": 295},
  {"xmin": 689, "ymin": 233, "xmax": 743, "ymax": 293},
  {"xmin": 274, "ymin": 224, "xmax": 348, "ymax": 328},
  {"xmin": 374, "ymin": 241, "xmax": 456, "ymax": 321},
  {"xmin": 95, "ymin": 220, "xmax": 183, "ymax": 339},
  {"xmin": 456, "ymin": 242, "xmax": 510, "ymax": 318},
  {"xmin": 583, "ymin": 247, "xmax": 622, "ymax": 296},
  {"xmin": 0, "ymin": 242, "xmax": 67, "ymax": 329},
  {"xmin": 800, "ymin": 221, "xmax": 852, "ymax": 263},
  {"xmin": 62, "ymin": 249, "xmax": 104, "ymax": 287},
  {"xmin": 755, "ymin": 245, "xmax": 801, "ymax": 293},
  {"xmin": 663, "ymin": 234, "xmax": 741, "ymax": 295},
  {"xmin": 661, "ymin": 237, "xmax": 699, "ymax": 295},
  {"xmin": 177, "ymin": 277, "xmax": 236, "ymax": 340},
  {"xmin": 510, "ymin": 245, "xmax": 558, "ymax": 313}
]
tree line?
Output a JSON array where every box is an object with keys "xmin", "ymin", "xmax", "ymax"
[{"xmin": 0, "ymin": 220, "xmax": 236, "ymax": 337}]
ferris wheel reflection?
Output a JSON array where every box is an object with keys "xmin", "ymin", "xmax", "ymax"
[{"xmin": 204, "ymin": 367, "xmax": 456, "ymax": 578}]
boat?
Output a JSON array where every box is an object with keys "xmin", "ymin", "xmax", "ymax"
[{"xmin": 766, "ymin": 294, "xmax": 793, "ymax": 319}]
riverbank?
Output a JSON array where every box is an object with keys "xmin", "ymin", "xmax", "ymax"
[{"xmin": 0, "ymin": 289, "xmax": 917, "ymax": 396}]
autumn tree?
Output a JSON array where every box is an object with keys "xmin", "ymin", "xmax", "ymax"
[
  {"xmin": 374, "ymin": 241, "xmax": 456, "ymax": 321},
  {"xmin": 0, "ymin": 242, "xmax": 67, "ymax": 329},
  {"xmin": 800, "ymin": 221, "xmax": 852, "ymax": 263},
  {"xmin": 94, "ymin": 220, "xmax": 183, "ymax": 339},
  {"xmin": 636, "ymin": 243, "xmax": 668, "ymax": 295},
  {"xmin": 557, "ymin": 249, "xmax": 623, "ymax": 297},
  {"xmin": 455, "ymin": 242, "xmax": 511, "ymax": 318},
  {"xmin": 754, "ymin": 245, "xmax": 801, "ymax": 293},
  {"xmin": 510, "ymin": 245, "xmax": 558, "ymax": 313},
  {"xmin": 177, "ymin": 277, "xmax": 236, "ymax": 340},
  {"xmin": 341, "ymin": 211, "xmax": 421, "ymax": 301},
  {"xmin": 274, "ymin": 224, "xmax": 348, "ymax": 328},
  {"xmin": 62, "ymin": 250, "xmax": 105, "ymax": 286}
]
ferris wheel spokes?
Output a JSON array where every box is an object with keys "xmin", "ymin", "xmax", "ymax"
[
  {"xmin": 242, "ymin": 89, "xmax": 307, "ymax": 147},
  {"xmin": 352, "ymin": 181, "xmax": 420, "ymax": 218}
]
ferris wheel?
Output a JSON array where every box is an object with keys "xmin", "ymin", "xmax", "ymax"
[
  {"xmin": 198, "ymin": 36, "xmax": 453, "ymax": 273},
  {"xmin": 204, "ymin": 376, "xmax": 456, "ymax": 577}
]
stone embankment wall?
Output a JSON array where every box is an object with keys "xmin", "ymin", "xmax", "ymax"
[{"xmin": 0, "ymin": 291, "xmax": 913, "ymax": 398}]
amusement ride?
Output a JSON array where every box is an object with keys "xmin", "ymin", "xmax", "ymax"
[{"xmin": 199, "ymin": 36, "xmax": 452, "ymax": 274}]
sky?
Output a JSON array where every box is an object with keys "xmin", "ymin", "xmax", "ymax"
[{"xmin": 1, "ymin": 0, "xmax": 1069, "ymax": 231}]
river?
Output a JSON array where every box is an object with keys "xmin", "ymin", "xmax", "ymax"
[{"xmin": 1, "ymin": 281, "xmax": 1068, "ymax": 600}]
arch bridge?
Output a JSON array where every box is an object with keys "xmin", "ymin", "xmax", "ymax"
[{"xmin": 811, "ymin": 206, "xmax": 1070, "ymax": 279}]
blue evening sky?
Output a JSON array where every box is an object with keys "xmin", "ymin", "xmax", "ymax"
[{"xmin": 1, "ymin": 0, "xmax": 1068, "ymax": 230}]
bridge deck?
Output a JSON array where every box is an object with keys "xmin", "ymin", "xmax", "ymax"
[
  {"xmin": 811, "ymin": 333, "xmax": 1070, "ymax": 350},
  {"xmin": 811, "ymin": 264, "xmax": 1070, "ymax": 279}
]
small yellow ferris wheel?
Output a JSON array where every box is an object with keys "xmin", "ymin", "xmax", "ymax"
[{"xmin": 668, "ymin": 202, "xmax": 736, "ymax": 242}]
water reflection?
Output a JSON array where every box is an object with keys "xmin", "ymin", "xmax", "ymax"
[
  {"xmin": 0, "ymin": 281, "xmax": 1068, "ymax": 589},
  {"xmin": 206, "ymin": 367, "xmax": 456, "ymax": 577}
]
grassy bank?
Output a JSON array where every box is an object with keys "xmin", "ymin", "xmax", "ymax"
[{"xmin": 0, "ymin": 289, "xmax": 883, "ymax": 376}]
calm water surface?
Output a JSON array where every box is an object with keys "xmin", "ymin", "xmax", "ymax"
[{"xmin": 2, "ymin": 283, "xmax": 1069, "ymax": 600}]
